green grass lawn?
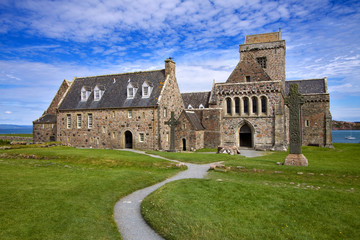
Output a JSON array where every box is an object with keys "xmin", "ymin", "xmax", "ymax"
[
  {"xmin": 142, "ymin": 143, "xmax": 360, "ymax": 240},
  {"xmin": 146, "ymin": 150, "xmax": 246, "ymax": 164},
  {"xmin": 0, "ymin": 133, "xmax": 32, "ymax": 138},
  {"xmin": 0, "ymin": 145, "xmax": 182, "ymax": 240}
]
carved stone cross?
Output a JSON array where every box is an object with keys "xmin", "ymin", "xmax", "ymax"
[
  {"xmin": 284, "ymin": 84, "xmax": 308, "ymax": 166},
  {"xmin": 165, "ymin": 111, "xmax": 179, "ymax": 152}
]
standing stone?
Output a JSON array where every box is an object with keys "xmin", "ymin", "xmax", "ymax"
[
  {"xmin": 284, "ymin": 84, "xmax": 308, "ymax": 166},
  {"xmin": 165, "ymin": 111, "xmax": 180, "ymax": 152}
]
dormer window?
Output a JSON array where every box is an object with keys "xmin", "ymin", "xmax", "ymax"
[
  {"xmin": 94, "ymin": 85, "xmax": 105, "ymax": 101},
  {"xmin": 81, "ymin": 86, "xmax": 91, "ymax": 101},
  {"xmin": 142, "ymin": 81, "xmax": 153, "ymax": 98},
  {"xmin": 188, "ymin": 104, "xmax": 193, "ymax": 109},
  {"xmin": 127, "ymin": 82, "xmax": 138, "ymax": 99},
  {"xmin": 199, "ymin": 104, "xmax": 204, "ymax": 109}
]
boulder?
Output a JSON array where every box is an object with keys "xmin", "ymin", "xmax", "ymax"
[{"xmin": 217, "ymin": 146, "xmax": 240, "ymax": 155}]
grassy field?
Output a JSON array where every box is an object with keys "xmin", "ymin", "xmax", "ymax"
[
  {"xmin": 142, "ymin": 144, "xmax": 360, "ymax": 240},
  {"xmin": 146, "ymin": 150, "xmax": 247, "ymax": 164},
  {"xmin": 0, "ymin": 145, "xmax": 182, "ymax": 240},
  {"xmin": 0, "ymin": 133, "xmax": 32, "ymax": 137}
]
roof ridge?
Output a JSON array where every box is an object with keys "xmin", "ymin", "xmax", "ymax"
[
  {"xmin": 181, "ymin": 91, "xmax": 211, "ymax": 94},
  {"xmin": 286, "ymin": 78, "xmax": 325, "ymax": 82},
  {"xmin": 76, "ymin": 69, "xmax": 165, "ymax": 79}
]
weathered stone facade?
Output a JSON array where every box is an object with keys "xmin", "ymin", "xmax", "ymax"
[{"xmin": 33, "ymin": 31, "xmax": 332, "ymax": 151}]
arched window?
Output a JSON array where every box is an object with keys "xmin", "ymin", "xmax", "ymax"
[
  {"xmin": 252, "ymin": 96, "xmax": 258, "ymax": 114},
  {"xmin": 226, "ymin": 98, "xmax": 232, "ymax": 115},
  {"xmin": 261, "ymin": 96, "xmax": 267, "ymax": 114},
  {"xmin": 243, "ymin": 97, "xmax": 249, "ymax": 114},
  {"xmin": 235, "ymin": 97, "xmax": 240, "ymax": 114}
]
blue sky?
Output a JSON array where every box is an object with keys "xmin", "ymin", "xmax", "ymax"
[{"xmin": 0, "ymin": 0, "xmax": 359, "ymax": 125}]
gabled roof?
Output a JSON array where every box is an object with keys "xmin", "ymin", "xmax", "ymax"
[
  {"xmin": 58, "ymin": 70, "xmax": 165, "ymax": 110},
  {"xmin": 181, "ymin": 91, "xmax": 211, "ymax": 109},
  {"xmin": 33, "ymin": 114, "xmax": 56, "ymax": 124},
  {"xmin": 184, "ymin": 111, "xmax": 205, "ymax": 131},
  {"xmin": 226, "ymin": 53, "xmax": 272, "ymax": 83},
  {"xmin": 285, "ymin": 79, "xmax": 327, "ymax": 94}
]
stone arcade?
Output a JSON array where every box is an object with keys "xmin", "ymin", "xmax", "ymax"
[{"xmin": 33, "ymin": 31, "xmax": 333, "ymax": 151}]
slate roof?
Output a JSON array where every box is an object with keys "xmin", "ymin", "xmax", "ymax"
[
  {"xmin": 181, "ymin": 91, "xmax": 211, "ymax": 109},
  {"xmin": 33, "ymin": 114, "xmax": 57, "ymax": 123},
  {"xmin": 58, "ymin": 70, "xmax": 165, "ymax": 110},
  {"xmin": 184, "ymin": 111, "xmax": 205, "ymax": 131},
  {"xmin": 285, "ymin": 79, "xmax": 327, "ymax": 95}
]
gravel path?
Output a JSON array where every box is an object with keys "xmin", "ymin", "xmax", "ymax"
[
  {"xmin": 113, "ymin": 149, "xmax": 264, "ymax": 240},
  {"xmin": 113, "ymin": 149, "xmax": 212, "ymax": 240}
]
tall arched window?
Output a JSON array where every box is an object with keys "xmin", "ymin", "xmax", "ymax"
[
  {"xmin": 252, "ymin": 96, "xmax": 258, "ymax": 114},
  {"xmin": 235, "ymin": 97, "xmax": 240, "ymax": 114},
  {"xmin": 261, "ymin": 96, "xmax": 267, "ymax": 114},
  {"xmin": 226, "ymin": 98, "xmax": 232, "ymax": 115},
  {"xmin": 243, "ymin": 97, "xmax": 249, "ymax": 114}
]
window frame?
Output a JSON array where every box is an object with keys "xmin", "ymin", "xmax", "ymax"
[
  {"xmin": 67, "ymin": 114, "xmax": 71, "ymax": 129},
  {"xmin": 77, "ymin": 114, "xmax": 82, "ymax": 128},
  {"xmin": 88, "ymin": 113, "xmax": 93, "ymax": 129}
]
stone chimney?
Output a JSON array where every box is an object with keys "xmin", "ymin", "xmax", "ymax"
[{"xmin": 165, "ymin": 58, "xmax": 175, "ymax": 77}]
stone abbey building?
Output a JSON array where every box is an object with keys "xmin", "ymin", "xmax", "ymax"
[{"xmin": 33, "ymin": 31, "xmax": 333, "ymax": 151}]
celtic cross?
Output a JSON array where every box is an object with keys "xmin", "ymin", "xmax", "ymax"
[
  {"xmin": 285, "ymin": 84, "xmax": 305, "ymax": 154},
  {"xmin": 165, "ymin": 111, "xmax": 180, "ymax": 152}
]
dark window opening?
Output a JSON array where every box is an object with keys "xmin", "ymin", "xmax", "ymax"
[
  {"xmin": 256, "ymin": 57, "xmax": 267, "ymax": 68},
  {"xmin": 252, "ymin": 97, "xmax": 257, "ymax": 114},
  {"xmin": 235, "ymin": 98, "xmax": 240, "ymax": 114},
  {"xmin": 243, "ymin": 98, "xmax": 249, "ymax": 114},
  {"xmin": 226, "ymin": 98, "xmax": 231, "ymax": 114},
  {"xmin": 246, "ymin": 76, "xmax": 251, "ymax": 82},
  {"xmin": 261, "ymin": 96, "xmax": 267, "ymax": 113}
]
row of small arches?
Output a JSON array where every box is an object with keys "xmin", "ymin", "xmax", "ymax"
[{"xmin": 225, "ymin": 96, "xmax": 268, "ymax": 116}]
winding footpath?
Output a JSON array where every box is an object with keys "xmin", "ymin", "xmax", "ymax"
[{"xmin": 113, "ymin": 149, "xmax": 266, "ymax": 240}]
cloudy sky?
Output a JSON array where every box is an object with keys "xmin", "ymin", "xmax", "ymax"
[{"xmin": 0, "ymin": 0, "xmax": 359, "ymax": 125}]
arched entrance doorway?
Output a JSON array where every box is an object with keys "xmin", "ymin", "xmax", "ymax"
[
  {"xmin": 182, "ymin": 138, "xmax": 186, "ymax": 151},
  {"xmin": 239, "ymin": 124, "xmax": 253, "ymax": 148},
  {"xmin": 125, "ymin": 131, "xmax": 133, "ymax": 149}
]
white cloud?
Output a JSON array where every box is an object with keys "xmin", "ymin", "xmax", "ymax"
[{"xmin": 5, "ymin": 111, "xmax": 12, "ymax": 114}]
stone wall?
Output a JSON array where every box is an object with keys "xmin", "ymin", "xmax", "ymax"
[
  {"xmin": 157, "ymin": 59, "xmax": 185, "ymax": 150},
  {"xmin": 45, "ymin": 80, "xmax": 71, "ymax": 115},
  {"xmin": 240, "ymin": 41, "xmax": 285, "ymax": 82},
  {"xmin": 175, "ymin": 114, "xmax": 204, "ymax": 151},
  {"xmin": 33, "ymin": 123, "xmax": 57, "ymax": 143},
  {"xmin": 301, "ymin": 94, "xmax": 331, "ymax": 147},
  {"xmin": 0, "ymin": 136, "xmax": 32, "ymax": 142},
  {"xmin": 57, "ymin": 107, "xmax": 158, "ymax": 150},
  {"xmin": 215, "ymin": 81, "xmax": 286, "ymax": 150}
]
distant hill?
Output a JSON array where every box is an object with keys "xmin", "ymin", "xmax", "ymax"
[
  {"xmin": 332, "ymin": 121, "xmax": 360, "ymax": 130},
  {"xmin": 0, "ymin": 124, "xmax": 32, "ymax": 134}
]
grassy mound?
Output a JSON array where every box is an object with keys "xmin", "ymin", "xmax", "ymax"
[{"xmin": 142, "ymin": 144, "xmax": 360, "ymax": 240}]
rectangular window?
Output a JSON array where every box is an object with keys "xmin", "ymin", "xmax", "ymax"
[
  {"xmin": 81, "ymin": 91, "xmax": 87, "ymax": 101},
  {"xmin": 128, "ymin": 110, "xmax": 132, "ymax": 118},
  {"xmin": 88, "ymin": 113, "xmax": 93, "ymax": 128},
  {"xmin": 128, "ymin": 88, "xmax": 134, "ymax": 98},
  {"xmin": 256, "ymin": 57, "xmax": 267, "ymax": 68},
  {"xmin": 305, "ymin": 120, "xmax": 310, "ymax": 127},
  {"xmin": 102, "ymin": 126, "xmax": 106, "ymax": 133},
  {"xmin": 112, "ymin": 132, "xmax": 115, "ymax": 139},
  {"xmin": 166, "ymin": 133, "xmax": 169, "ymax": 142},
  {"xmin": 139, "ymin": 133, "xmax": 144, "ymax": 142},
  {"xmin": 94, "ymin": 90, "xmax": 100, "ymax": 101},
  {"xmin": 163, "ymin": 107, "xmax": 167, "ymax": 118},
  {"xmin": 67, "ymin": 114, "xmax": 71, "ymax": 129},
  {"xmin": 143, "ymin": 86, "xmax": 148, "ymax": 96},
  {"xmin": 246, "ymin": 76, "xmax": 251, "ymax": 82},
  {"xmin": 112, "ymin": 111, "xmax": 115, "ymax": 118},
  {"xmin": 77, "ymin": 114, "xmax": 81, "ymax": 128}
]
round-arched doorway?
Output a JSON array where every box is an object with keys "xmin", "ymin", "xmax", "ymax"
[
  {"xmin": 125, "ymin": 131, "xmax": 133, "ymax": 149},
  {"xmin": 239, "ymin": 124, "xmax": 253, "ymax": 148}
]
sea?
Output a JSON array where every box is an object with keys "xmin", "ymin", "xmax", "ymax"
[
  {"xmin": 0, "ymin": 126, "xmax": 358, "ymax": 143},
  {"xmin": 332, "ymin": 130, "xmax": 360, "ymax": 144}
]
